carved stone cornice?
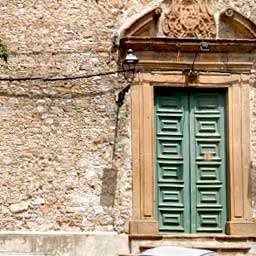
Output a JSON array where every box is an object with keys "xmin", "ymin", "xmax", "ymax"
[
  {"xmin": 163, "ymin": 0, "xmax": 216, "ymax": 38},
  {"xmin": 120, "ymin": 37, "xmax": 256, "ymax": 73}
]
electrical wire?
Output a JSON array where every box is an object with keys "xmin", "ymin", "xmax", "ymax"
[{"xmin": 0, "ymin": 67, "xmax": 253, "ymax": 82}]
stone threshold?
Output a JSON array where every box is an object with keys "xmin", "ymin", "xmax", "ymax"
[{"xmin": 129, "ymin": 234, "xmax": 256, "ymax": 241}]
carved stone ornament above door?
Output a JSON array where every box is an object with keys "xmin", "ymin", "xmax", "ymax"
[
  {"xmin": 163, "ymin": 0, "xmax": 216, "ymax": 38},
  {"xmin": 120, "ymin": 0, "xmax": 256, "ymax": 39}
]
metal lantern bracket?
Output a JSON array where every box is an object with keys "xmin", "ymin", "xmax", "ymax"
[
  {"xmin": 184, "ymin": 41, "xmax": 210, "ymax": 83},
  {"xmin": 115, "ymin": 49, "xmax": 139, "ymax": 107}
]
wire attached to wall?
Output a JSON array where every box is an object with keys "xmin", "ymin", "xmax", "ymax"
[{"xmin": 0, "ymin": 67, "xmax": 253, "ymax": 82}]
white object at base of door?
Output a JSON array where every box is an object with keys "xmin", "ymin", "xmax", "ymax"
[{"xmin": 139, "ymin": 246, "xmax": 219, "ymax": 256}]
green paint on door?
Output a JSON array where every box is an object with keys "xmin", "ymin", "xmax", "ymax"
[{"xmin": 155, "ymin": 88, "xmax": 227, "ymax": 234}]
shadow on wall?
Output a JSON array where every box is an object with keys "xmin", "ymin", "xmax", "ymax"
[
  {"xmin": 100, "ymin": 167, "xmax": 118, "ymax": 207},
  {"xmin": 100, "ymin": 104, "xmax": 120, "ymax": 207}
]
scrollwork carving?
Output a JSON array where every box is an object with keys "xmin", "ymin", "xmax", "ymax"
[
  {"xmin": 163, "ymin": 0, "xmax": 216, "ymax": 38},
  {"xmin": 225, "ymin": 8, "xmax": 235, "ymax": 17}
]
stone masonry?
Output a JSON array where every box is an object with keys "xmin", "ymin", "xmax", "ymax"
[{"xmin": 0, "ymin": 0, "xmax": 255, "ymax": 235}]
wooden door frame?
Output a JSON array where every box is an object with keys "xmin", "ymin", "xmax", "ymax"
[{"xmin": 129, "ymin": 71, "xmax": 256, "ymax": 235}]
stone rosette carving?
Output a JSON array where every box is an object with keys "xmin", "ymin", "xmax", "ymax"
[{"xmin": 163, "ymin": 0, "xmax": 216, "ymax": 38}]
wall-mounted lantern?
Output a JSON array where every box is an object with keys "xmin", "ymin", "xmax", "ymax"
[
  {"xmin": 115, "ymin": 49, "xmax": 139, "ymax": 107},
  {"xmin": 122, "ymin": 49, "xmax": 139, "ymax": 82}
]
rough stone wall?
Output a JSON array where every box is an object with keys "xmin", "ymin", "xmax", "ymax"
[
  {"xmin": 0, "ymin": 0, "xmax": 255, "ymax": 233},
  {"xmin": 0, "ymin": 0, "xmax": 133, "ymax": 232},
  {"xmin": 0, "ymin": 80, "xmax": 132, "ymax": 232}
]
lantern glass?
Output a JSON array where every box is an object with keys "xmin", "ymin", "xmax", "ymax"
[{"xmin": 122, "ymin": 49, "xmax": 139, "ymax": 82}]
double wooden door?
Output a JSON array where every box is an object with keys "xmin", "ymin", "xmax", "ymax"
[{"xmin": 155, "ymin": 88, "xmax": 227, "ymax": 233}]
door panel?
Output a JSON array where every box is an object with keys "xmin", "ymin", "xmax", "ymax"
[
  {"xmin": 155, "ymin": 89, "xmax": 227, "ymax": 234},
  {"xmin": 155, "ymin": 92, "xmax": 190, "ymax": 233},
  {"xmin": 190, "ymin": 92, "xmax": 227, "ymax": 233}
]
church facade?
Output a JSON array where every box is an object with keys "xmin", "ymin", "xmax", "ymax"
[{"xmin": 0, "ymin": 0, "xmax": 255, "ymax": 255}]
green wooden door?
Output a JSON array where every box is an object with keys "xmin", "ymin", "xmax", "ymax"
[{"xmin": 155, "ymin": 88, "xmax": 227, "ymax": 234}]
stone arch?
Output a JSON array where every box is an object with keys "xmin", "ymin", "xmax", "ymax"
[
  {"xmin": 120, "ymin": 7, "xmax": 162, "ymax": 37},
  {"xmin": 219, "ymin": 8, "xmax": 256, "ymax": 39},
  {"xmin": 120, "ymin": 3, "xmax": 256, "ymax": 39}
]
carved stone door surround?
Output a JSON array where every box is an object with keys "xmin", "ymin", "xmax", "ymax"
[
  {"xmin": 129, "ymin": 69, "xmax": 255, "ymax": 235},
  {"xmin": 118, "ymin": 0, "xmax": 256, "ymax": 235}
]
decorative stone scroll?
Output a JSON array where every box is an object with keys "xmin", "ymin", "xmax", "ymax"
[{"xmin": 163, "ymin": 0, "xmax": 216, "ymax": 38}]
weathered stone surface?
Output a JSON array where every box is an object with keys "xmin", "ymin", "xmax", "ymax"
[
  {"xmin": 9, "ymin": 202, "xmax": 30, "ymax": 213},
  {"xmin": 0, "ymin": 233, "xmax": 129, "ymax": 256},
  {"xmin": 0, "ymin": 0, "xmax": 254, "ymax": 236}
]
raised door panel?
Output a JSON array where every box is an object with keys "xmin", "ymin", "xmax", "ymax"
[
  {"xmin": 155, "ymin": 91, "xmax": 190, "ymax": 233},
  {"xmin": 190, "ymin": 92, "xmax": 227, "ymax": 233}
]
